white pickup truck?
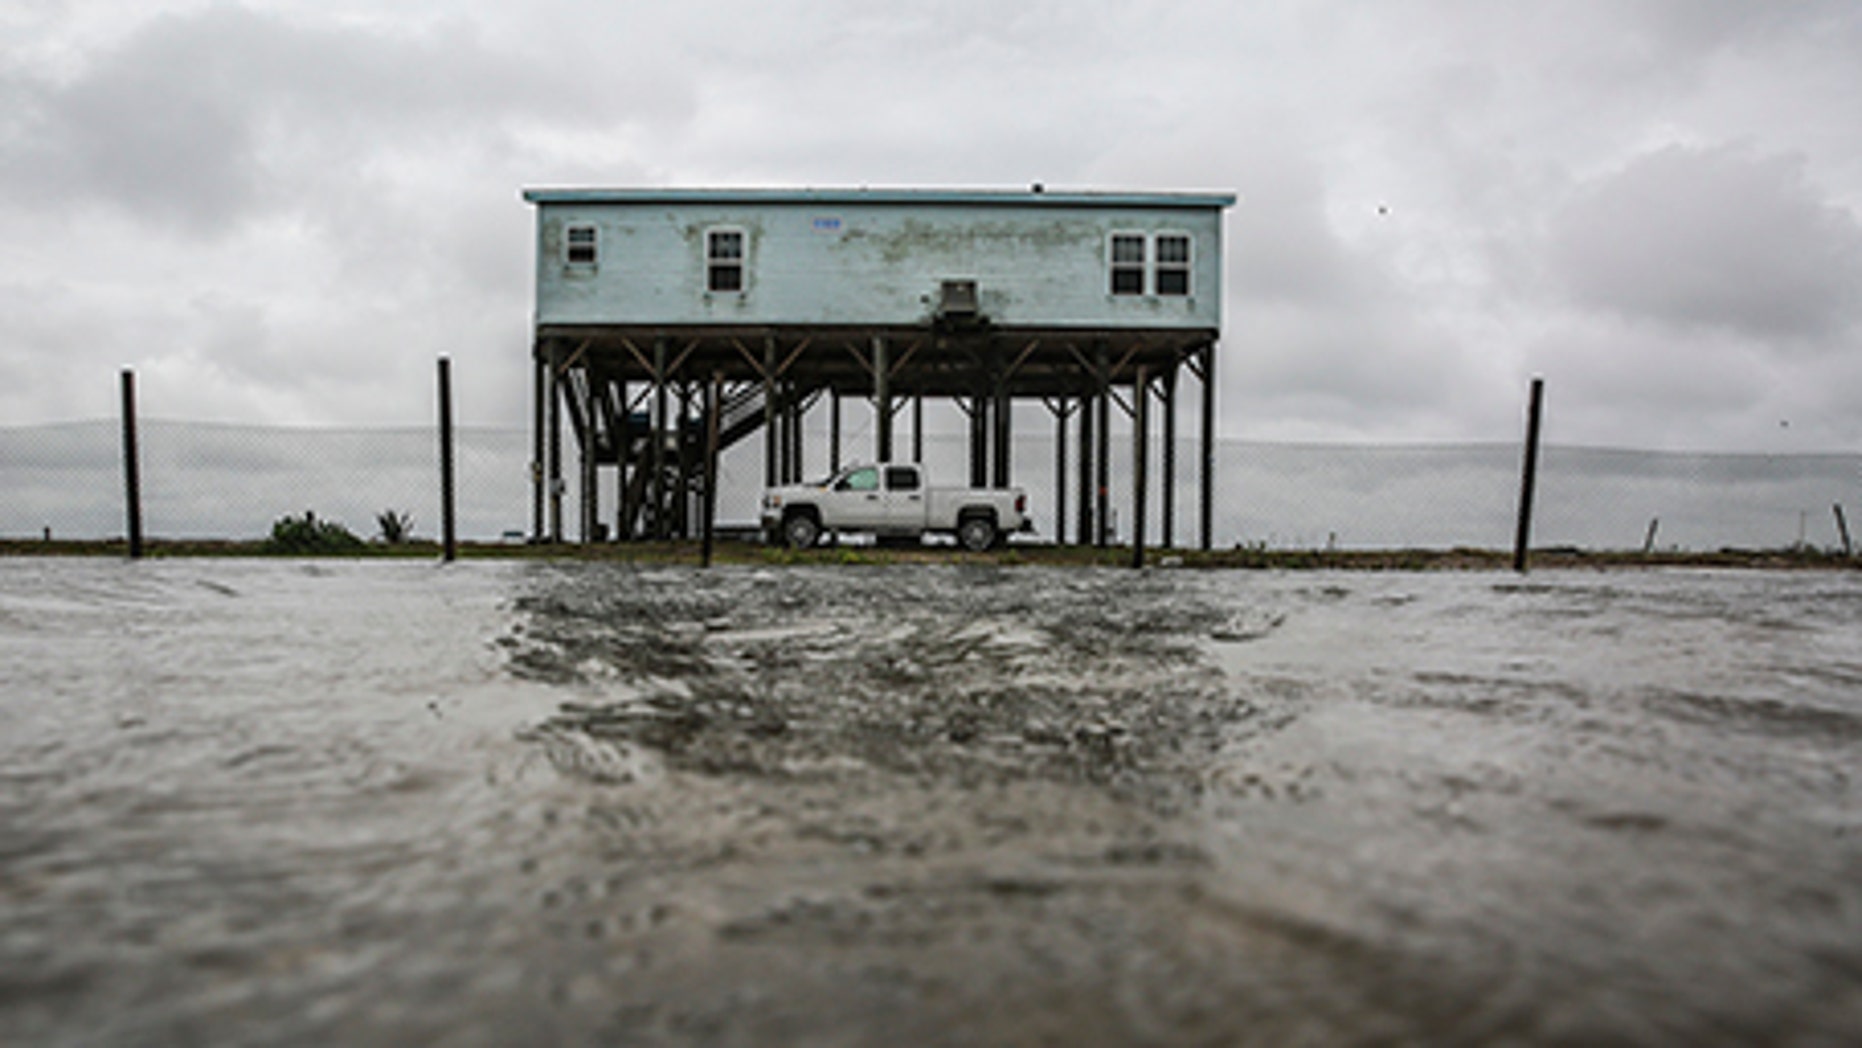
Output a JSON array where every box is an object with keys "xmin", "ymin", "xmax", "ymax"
[{"xmin": 761, "ymin": 463, "xmax": 1032, "ymax": 551}]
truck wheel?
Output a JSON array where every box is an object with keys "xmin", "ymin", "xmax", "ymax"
[
  {"xmin": 782, "ymin": 513, "xmax": 821, "ymax": 549},
  {"xmin": 957, "ymin": 516, "xmax": 997, "ymax": 552}
]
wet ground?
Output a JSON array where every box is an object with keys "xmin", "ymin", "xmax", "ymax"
[{"xmin": 2, "ymin": 560, "xmax": 1858, "ymax": 1045}]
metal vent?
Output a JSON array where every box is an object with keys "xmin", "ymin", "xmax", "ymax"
[{"xmin": 938, "ymin": 279, "xmax": 979, "ymax": 319}]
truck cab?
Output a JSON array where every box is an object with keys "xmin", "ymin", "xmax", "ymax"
[{"xmin": 761, "ymin": 463, "xmax": 1030, "ymax": 551}]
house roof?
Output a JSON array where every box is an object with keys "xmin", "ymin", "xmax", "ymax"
[{"xmin": 521, "ymin": 186, "xmax": 1237, "ymax": 210}]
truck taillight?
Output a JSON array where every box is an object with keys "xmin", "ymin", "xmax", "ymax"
[{"xmin": 1015, "ymin": 493, "xmax": 1026, "ymax": 514}]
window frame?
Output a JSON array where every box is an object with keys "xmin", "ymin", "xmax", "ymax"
[
  {"xmin": 706, "ymin": 226, "xmax": 746, "ymax": 294},
  {"xmin": 1108, "ymin": 231, "xmax": 1148, "ymax": 296},
  {"xmin": 564, "ymin": 223, "xmax": 598, "ymax": 267},
  {"xmin": 1154, "ymin": 232, "xmax": 1192, "ymax": 297}
]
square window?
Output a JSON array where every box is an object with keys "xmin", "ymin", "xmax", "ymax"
[
  {"xmin": 1110, "ymin": 233, "xmax": 1146, "ymax": 295},
  {"xmin": 709, "ymin": 230, "xmax": 743, "ymax": 260},
  {"xmin": 565, "ymin": 225, "xmax": 597, "ymax": 265},
  {"xmin": 1155, "ymin": 233, "xmax": 1191, "ymax": 296},
  {"xmin": 708, "ymin": 264, "xmax": 743, "ymax": 292}
]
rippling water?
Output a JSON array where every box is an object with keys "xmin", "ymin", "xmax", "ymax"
[{"xmin": 2, "ymin": 559, "xmax": 1857, "ymax": 1045}]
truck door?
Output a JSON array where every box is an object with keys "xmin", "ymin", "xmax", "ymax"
[
  {"xmin": 826, "ymin": 466, "xmax": 886, "ymax": 530},
  {"xmin": 884, "ymin": 465, "xmax": 926, "ymax": 534}
]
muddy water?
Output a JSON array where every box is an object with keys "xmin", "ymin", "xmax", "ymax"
[{"xmin": 2, "ymin": 560, "xmax": 1857, "ymax": 1045}]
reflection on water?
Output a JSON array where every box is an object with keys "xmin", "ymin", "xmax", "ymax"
[{"xmin": 1, "ymin": 559, "xmax": 1858, "ymax": 1045}]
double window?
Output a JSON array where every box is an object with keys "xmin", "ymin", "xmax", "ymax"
[
  {"xmin": 1108, "ymin": 232, "xmax": 1192, "ymax": 297},
  {"xmin": 564, "ymin": 224, "xmax": 597, "ymax": 266},
  {"xmin": 707, "ymin": 228, "xmax": 744, "ymax": 293}
]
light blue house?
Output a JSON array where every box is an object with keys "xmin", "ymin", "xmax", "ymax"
[{"xmin": 521, "ymin": 186, "xmax": 1234, "ymax": 548}]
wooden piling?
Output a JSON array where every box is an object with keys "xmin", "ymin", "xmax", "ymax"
[
  {"xmin": 1132, "ymin": 367, "xmax": 1148, "ymax": 570},
  {"xmin": 1094, "ymin": 342, "xmax": 1110, "ymax": 547},
  {"xmin": 1199, "ymin": 342, "xmax": 1215, "ymax": 552},
  {"xmin": 874, "ymin": 336, "xmax": 891, "ymax": 463},
  {"xmin": 438, "ymin": 357, "xmax": 457, "ymax": 562},
  {"xmin": 120, "ymin": 368, "xmax": 142, "ymax": 560},
  {"xmin": 1642, "ymin": 517, "xmax": 1659, "ymax": 555},
  {"xmin": 1836, "ymin": 504, "xmax": 1853, "ymax": 557},
  {"xmin": 703, "ymin": 373, "xmax": 721, "ymax": 568},
  {"xmin": 1513, "ymin": 376, "xmax": 1545, "ymax": 573}
]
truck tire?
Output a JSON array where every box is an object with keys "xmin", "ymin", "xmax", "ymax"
[
  {"xmin": 782, "ymin": 512, "xmax": 822, "ymax": 549},
  {"xmin": 957, "ymin": 515, "xmax": 997, "ymax": 552}
]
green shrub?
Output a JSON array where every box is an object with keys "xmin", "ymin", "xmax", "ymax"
[
  {"xmin": 376, "ymin": 509, "xmax": 413, "ymax": 545},
  {"xmin": 266, "ymin": 511, "xmax": 365, "ymax": 554}
]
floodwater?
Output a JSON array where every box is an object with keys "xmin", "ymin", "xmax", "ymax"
[{"xmin": 1, "ymin": 559, "xmax": 1857, "ymax": 1046}]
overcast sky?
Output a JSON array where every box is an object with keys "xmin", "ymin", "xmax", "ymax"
[{"xmin": 4, "ymin": 0, "xmax": 1859, "ymax": 452}]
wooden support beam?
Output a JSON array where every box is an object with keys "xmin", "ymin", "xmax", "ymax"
[
  {"xmin": 886, "ymin": 338, "xmax": 923, "ymax": 380},
  {"xmin": 677, "ymin": 380, "xmax": 694, "ymax": 538},
  {"xmin": 1004, "ymin": 338, "xmax": 1041, "ymax": 379},
  {"xmin": 912, "ymin": 395, "xmax": 924, "ymax": 464},
  {"xmin": 1077, "ymin": 374, "xmax": 1094, "ymax": 547},
  {"xmin": 969, "ymin": 392, "xmax": 989, "ymax": 488},
  {"xmin": 702, "ymin": 372, "xmax": 720, "ymax": 567},
  {"xmin": 1132, "ymin": 364, "xmax": 1149, "ymax": 569},
  {"xmin": 1200, "ymin": 341, "xmax": 1215, "ymax": 551},
  {"xmin": 1095, "ymin": 342, "xmax": 1110, "ymax": 548},
  {"xmin": 1162, "ymin": 364, "xmax": 1178, "ymax": 549},
  {"xmin": 547, "ymin": 340, "xmax": 564, "ymax": 542},
  {"xmin": 530, "ymin": 353, "xmax": 545, "ymax": 541},
  {"xmin": 875, "ymin": 335, "xmax": 892, "ymax": 463},
  {"xmin": 830, "ymin": 392, "xmax": 842, "ymax": 473},
  {"xmin": 581, "ymin": 358, "xmax": 599, "ymax": 544},
  {"xmin": 764, "ymin": 337, "xmax": 778, "ymax": 488},
  {"xmin": 652, "ymin": 337, "xmax": 668, "ymax": 540},
  {"xmin": 1051, "ymin": 395, "xmax": 1070, "ymax": 546}
]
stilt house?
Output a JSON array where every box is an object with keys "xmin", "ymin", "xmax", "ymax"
[{"xmin": 522, "ymin": 186, "xmax": 1233, "ymax": 546}]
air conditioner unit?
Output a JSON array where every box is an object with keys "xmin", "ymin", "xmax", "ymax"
[{"xmin": 938, "ymin": 279, "xmax": 979, "ymax": 319}]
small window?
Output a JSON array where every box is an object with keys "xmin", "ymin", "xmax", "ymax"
[
  {"xmin": 885, "ymin": 466, "xmax": 920, "ymax": 492},
  {"xmin": 836, "ymin": 467, "xmax": 879, "ymax": 492},
  {"xmin": 1155, "ymin": 233, "xmax": 1191, "ymax": 296},
  {"xmin": 1110, "ymin": 233, "xmax": 1146, "ymax": 295},
  {"xmin": 565, "ymin": 225, "xmax": 597, "ymax": 265},
  {"xmin": 707, "ymin": 229, "xmax": 744, "ymax": 293}
]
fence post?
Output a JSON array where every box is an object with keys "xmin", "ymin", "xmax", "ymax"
[
  {"xmin": 1836, "ymin": 504, "xmax": 1853, "ymax": 558},
  {"xmin": 120, "ymin": 368, "xmax": 143, "ymax": 559},
  {"xmin": 1513, "ymin": 376, "xmax": 1544, "ymax": 573},
  {"xmin": 438, "ymin": 356, "xmax": 457, "ymax": 562}
]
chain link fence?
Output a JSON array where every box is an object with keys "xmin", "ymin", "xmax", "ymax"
[{"xmin": 4, "ymin": 416, "xmax": 1856, "ymax": 553}]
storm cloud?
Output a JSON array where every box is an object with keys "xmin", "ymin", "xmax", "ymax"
[{"xmin": 1, "ymin": 0, "xmax": 1859, "ymax": 453}]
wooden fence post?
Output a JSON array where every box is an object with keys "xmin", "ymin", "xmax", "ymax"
[
  {"xmin": 1513, "ymin": 376, "xmax": 1545, "ymax": 573},
  {"xmin": 121, "ymin": 369, "xmax": 143, "ymax": 559}
]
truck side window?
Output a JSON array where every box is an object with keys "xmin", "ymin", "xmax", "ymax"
[
  {"xmin": 836, "ymin": 467, "xmax": 879, "ymax": 492},
  {"xmin": 885, "ymin": 467, "xmax": 920, "ymax": 491}
]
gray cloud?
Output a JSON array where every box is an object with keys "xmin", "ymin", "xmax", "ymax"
[
  {"xmin": 1550, "ymin": 144, "xmax": 1862, "ymax": 339},
  {"xmin": 2, "ymin": 5, "xmax": 689, "ymax": 235},
  {"xmin": 1, "ymin": 0, "xmax": 1860, "ymax": 455}
]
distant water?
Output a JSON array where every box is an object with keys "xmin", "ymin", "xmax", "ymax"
[
  {"xmin": 5, "ymin": 420, "xmax": 1857, "ymax": 550},
  {"xmin": 1, "ymin": 559, "xmax": 1857, "ymax": 1045}
]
